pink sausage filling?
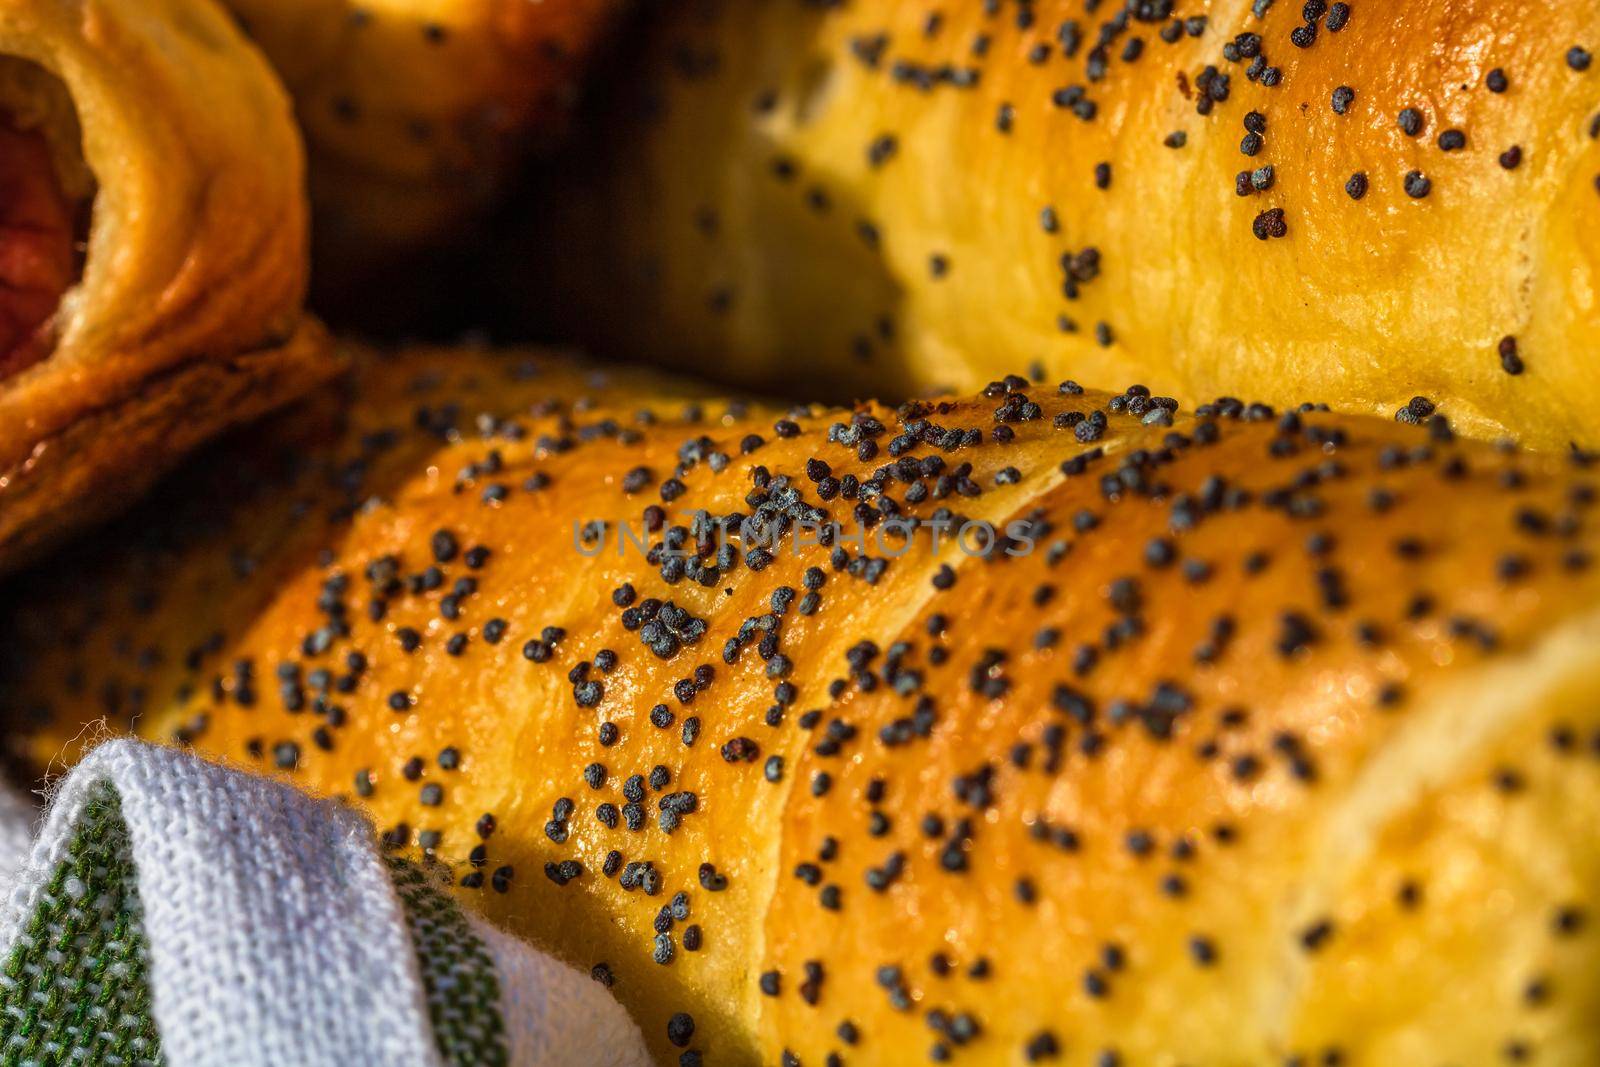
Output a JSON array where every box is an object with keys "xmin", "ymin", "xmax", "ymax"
[{"xmin": 0, "ymin": 115, "xmax": 75, "ymax": 380}]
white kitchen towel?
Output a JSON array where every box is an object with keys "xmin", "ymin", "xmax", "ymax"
[{"xmin": 0, "ymin": 738, "xmax": 649, "ymax": 1066}]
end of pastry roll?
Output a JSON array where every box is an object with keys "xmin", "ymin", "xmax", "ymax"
[
  {"xmin": 6, "ymin": 346, "xmax": 1600, "ymax": 1064},
  {"xmin": 0, "ymin": 0, "xmax": 336, "ymax": 570}
]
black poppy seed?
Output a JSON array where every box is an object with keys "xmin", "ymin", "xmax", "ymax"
[
  {"xmin": 1569, "ymin": 46, "xmax": 1593, "ymax": 72},
  {"xmin": 866, "ymin": 133, "xmax": 898, "ymax": 168},
  {"xmin": 430, "ymin": 529, "xmax": 458, "ymax": 563},
  {"xmin": 1300, "ymin": 918, "xmax": 1336, "ymax": 952},
  {"xmin": 1487, "ymin": 67, "xmax": 1509, "ymax": 92},
  {"xmin": 1397, "ymin": 108, "xmax": 1424, "ymax": 136},
  {"xmin": 1345, "ymin": 172, "xmax": 1368, "ymax": 200},
  {"xmin": 1500, "ymin": 145, "xmax": 1524, "ymax": 169},
  {"xmin": 1554, "ymin": 905, "xmax": 1587, "ymax": 936},
  {"xmin": 545, "ymin": 860, "xmax": 582, "ymax": 885},
  {"xmin": 1082, "ymin": 969, "xmax": 1109, "ymax": 999},
  {"xmin": 1403, "ymin": 170, "xmax": 1432, "ymax": 198},
  {"xmin": 699, "ymin": 862, "xmax": 728, "ymax": 891},
  {"xmin": 593, "ymin": 850, "xmax": 619, "ymax": 879},
  {"xmin": 1252, "ymin": 208, "xmax": 1288, "ymax": 240},
  {"xmin": 667, "ymin": 1013, "xmax": 696, "ymax": 1048},
  {"xmin": 1493, "ymin": 765, "xmax": 1526, "ymax": 792},
  {"xmin": 1437, "ymin": 128, "xmax": 1466, "ymax": 151},
  {"xmin": 1330, "ymin": 85, "xmax": 1354, "ymax": 113},
  {"xmin": 1498, "ymin": 336, "xmax": 1525, "ymax": 375}
]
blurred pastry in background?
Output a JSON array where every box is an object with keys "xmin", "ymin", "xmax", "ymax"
[
  {"xmin": 221, "ymin": 0, "xmax": 625, "ymax": 295},
  {"xmin": 0, "ymin": 0, "xmax": 331, "ymax": 573},
  {"xmin": 525, "ymin": 0, "xmax": 1600, "ymax": 449}
]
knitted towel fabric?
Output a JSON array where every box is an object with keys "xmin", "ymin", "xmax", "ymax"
[{"xmin": 0, "ymin": 739, "xmax": 649, "ymax": 1066}]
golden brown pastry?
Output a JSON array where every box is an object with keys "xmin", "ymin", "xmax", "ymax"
[
  {"xmin": 535, "ymin": 0, "xmax": 1600, "ymax": 450},
  {"xmin": 220, "ymin": 0, "xmax": 624, "ymax": 268},
  {"xmin": 0, "ymin": 0, "xmax": 331, "ymax": 571},
  {"xmin": 6, "ymin": 346, "xmax": 1600, "ymax": 1065}
]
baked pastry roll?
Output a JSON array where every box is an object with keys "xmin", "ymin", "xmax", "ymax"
[
  {"xmin": 534, "ymin": 0, "xmax": 1600, "ymax": 450},
  {"xmin": 220, "ymin": 0, "xmax": 624, "ymax": 268},
  {"xmin": 6, "ymin": 346, "xmax": 1600, "ymax": 1065},
  {"xmin": 0, "ymin": 0, "xmax": 330, "ymax": 570}
]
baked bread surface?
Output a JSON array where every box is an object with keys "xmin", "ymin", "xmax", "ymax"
[
  {"xmin": 538, "ymin": 0, "xmax": 1600, "ymax": 449},
  {"xmin": 5, "ymin": 346, "xmax": 1600, "ymax": 1065}
]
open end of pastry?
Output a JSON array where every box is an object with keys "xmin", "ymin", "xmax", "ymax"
[{"xmin": 0, "ymin": 59, "xmax": 91, "ymax": 381}]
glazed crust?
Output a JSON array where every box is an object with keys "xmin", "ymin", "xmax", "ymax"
[
  {"xmin": 0, "ymin": 0, "xmax": 330, "ymax": 570},
  {"xmin": 6, "ymin": 346, "xmax": 1600, "ymax": 1065},
  {"xmin": 220, "ymin": 0, "xmax": 624, "ymax": 260},
  {"xmin": 538, "ymin": 0, "xmax": 1600, "ymax": 449}
]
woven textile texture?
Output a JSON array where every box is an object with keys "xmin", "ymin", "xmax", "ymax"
[{"xmin": 0, "ymin": 740, "xmax": 648, "ymax": 1066}]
